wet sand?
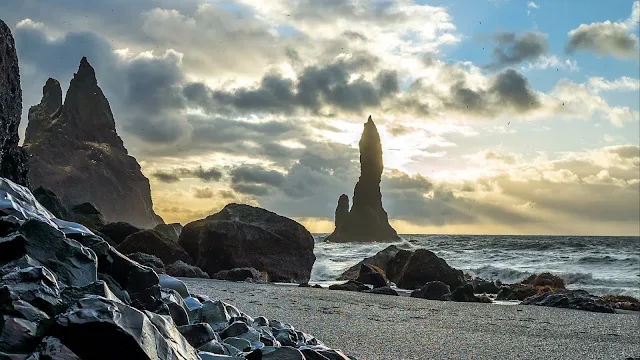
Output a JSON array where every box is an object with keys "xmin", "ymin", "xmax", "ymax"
[{"xmin": 183, "ymin": 278, "xmax": 640, "ymax": 360}]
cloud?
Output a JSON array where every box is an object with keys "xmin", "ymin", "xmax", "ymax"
[
  {"xmin": 587, "ymin": 76, "xmax": 640, "ymax": 93},
  {"xmin": 565, "ymin": 2, "xmax": 640, "ymax": 59},
  {"xmin": 191, "ymin": 186, "xmax": 237, "ymax": 199},
  {"xmin": 527, "ymin": 2, "xmax": 540, "ymax": 9},
  {"xmin": 485, "ymin": 31, "xmax": 549, "ymax": 69},
  {"xmin": 152, "ymin": 166, "xmax": 223, "ymax": 183},
  {"xmin": 152, "ymin": 171, "xmax": 181, "ymax": 183}
]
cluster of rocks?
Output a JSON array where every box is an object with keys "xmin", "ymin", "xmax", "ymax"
[{"xmin": 0, "ymin": 177, "xmax": 354, "ymax": 359}]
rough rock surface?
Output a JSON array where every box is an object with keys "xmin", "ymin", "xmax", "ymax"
[
  {"xmin": 180, "ymin": 204, "xmax": 315, "ymax": 282},
  {"xmin": 127, "ymin": 252, "xmax": 165, "ymax": 274},
  {"xmin": 410, "ymin": 281, "xmax": 451, "ymax": 300},
  {"xmin": 32, "ymin": 187, "xmax": 73, "ymax": 221},
  {"xmin": 23, "ymin": 58, "xmax": 163, "ymax": 228},
  {"xmin": 117, "ymin": 229, "xmax": 193, "ymax": 266},
  {"xmin": 98, "ymin": 222, "xmax": 141, "ymax": 245},
  {"xmin": 395, "ymin": 249, "xmax": 465, "ymax": 290},
  {"xmin": 0, "ymin": 20, "xmax": 29, "ymax": 186},
  {"xmin": 326, "ymin": 116, "xmax": 399, "ymax": 243},
  {"xmin": 521, "ymin": 290, "xmax": 615, "ymax": 313},
  {"xmin": 329, "ymin": 280, "xmax": 369, "ymax": 292},
  {"xmin": 354, "ymin": 264, "xmax": 388, "ymax": 288},
  {"xmin": 154, "ymin": 223, "xmax": 183, "ymax": 243},
  {"xmin": 339, "ymin": 245, "xmax": 403, "ymax": 280},
  {"xmin": 166, "ymin": 261, "xmax": 209, "ymax": 279},
  {"xmin": 70, "ymin": 202, "xmax": 106, "ymax": 229},
  {"xmin": 212, "ymin": 268, "xmax": 266, "ymax": 282}
]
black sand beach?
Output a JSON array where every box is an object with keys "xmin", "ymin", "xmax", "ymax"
[{"xmin": 184, "ymin": 278, "xmax": 640, "ymax": 360}]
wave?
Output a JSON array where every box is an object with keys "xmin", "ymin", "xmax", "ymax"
[{"xmin": 576, "ymin": 255, "xmax": 639, "ymax": 266}]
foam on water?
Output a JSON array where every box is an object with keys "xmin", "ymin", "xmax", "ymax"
[{"xmin": 311, "ymin": 233, "xmax": 640, "ymax": 298}]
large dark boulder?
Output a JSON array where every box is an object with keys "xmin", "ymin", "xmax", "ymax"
[
  {"xmin": 0, "ymin": 220, "xmax": 97, "ymax": 288},
  {"xmin": 496, "ymin": 284, "xmax": 539, "ymax": 301},
  {"xmin": 354, "ymin": 264, "xmax": 388, "ymax": 288},
  {"xmin": 117, "ymin": 230, "xmax": 193, "ymax": 266},
  {"xmin": 395, "ymin": 249, "xmax": 464, "ymax": 290},
  {"xmin": 70, "ymin": 203, "xmax": 106, "ymax": 229},
  {"xmin": 338, "ymin": 245, "xmax": 403, "ymax": 280},
  {"xmin": 25, "ymin": 336, "xmax": 81, "ymax": 359},
  {"xmin": 326, "ymin": 117, "xmax": 399, "ymax": 243},
  {"xmin": 0, "ymin": 259, "xmax": 63, "ymax": 316},
  {"xmin": 0, "ymin": 20, "xmax": 29, "ymax": 186},
  {"xmin": 165, "ymin": 261, "xmax": 209, "ymax": 279},
  {"xmin": 127, "ymin": 252, "xmax": 165, "ymax": 274},
  {"xmin": 410, "ymin": 281, "xmax": 451, "ymax": 300},
  {"xmin": 180, "ymin": 204, "xmax": 315, "ymax": 283},
  {"xmin": 328, "ymin": 280, "xmax": 369, "ymax": 292},
  {"xmin": 521, "ymin": 273, "xmax": 566, "ymax": 289},
  {"xmin": 98, "ymin": 222, "xmax": 140, "ymax": 245},
  {"xmin": 212, "ymin": 268, "xmax": 265, "ymax": 282},
  {"xmin": 50, "ymin": 296, "xmax": 200, "ymax": 360},
  {"xmin": 445, "ymin": 284, "xmax": 491, "ymax": 303},
  {"xmin": 23, "ymin": 58, "xmax": 163, "ymax": 228},
  {"xmin": 154, "ymin": 223, "xmax": 183, "ymax": 243},
  {"xmin": 521, "ymin": 290, "xmax": 614, "ymax": 313},
  {"xmin": 32, "ymin": 187, "xmax": 72, "ymax": 221}
]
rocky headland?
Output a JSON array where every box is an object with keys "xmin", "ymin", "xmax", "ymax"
[
  {"xmin": 23, "ymin": 58, "xmax": 163, "ymax": 229},
  {"xmin": 325, "ymin": 116, "xmax": 400, "ymax": 243}
]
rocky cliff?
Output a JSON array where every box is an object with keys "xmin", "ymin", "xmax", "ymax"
[
  {"xmin": 326, "ymin": 116, "xmax": 400, "ymax": 242},
  {"xmin": 23, "ymin": 57, "xmax": 163, "ymax": 228},
  {"xmin": 0, "ymin": 19, "xmax": 29, "ymax": 186}
]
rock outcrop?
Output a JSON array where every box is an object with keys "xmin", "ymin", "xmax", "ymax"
[
  {"xmin": 339, "ymin": 245, "xmax": 464, "ymax": 290},
  {"xmin": 117, "ymin": 229, "xmax": 193, "ymax": 266},
  {"xmin": 326, "ymin": 116, "xmax": 399, "ymax": 242},
  {"xmin": 0, "ymin": 20, "xmax": 29, "ymax": 186},
  {"xmin": 23, "ymin": 58, "xmax": 163, "ymax": 228},
  {"xmin": 179, "ymin": 203, "xmax": 315, "ymax": 283}
]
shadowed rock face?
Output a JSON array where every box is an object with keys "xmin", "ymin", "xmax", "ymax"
[
  {"xmin": 0, "ymin": 20, "xmax": 29, "ymax": 186},
  {"xmin": 326, "ymin": 116, "xmax": 399, "ymax": 242},
  {"xmin": 23, "ymin": 57, "xmax": 163, "ymax": 228}
]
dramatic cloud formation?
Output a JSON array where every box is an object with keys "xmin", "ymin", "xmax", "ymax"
[{"xmin": 3, "ymin": 0, "xmax": 639, "ymax": 235}]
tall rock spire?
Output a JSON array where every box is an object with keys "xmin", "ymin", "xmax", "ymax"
[
  {"xmin": 24, "ymin": 57, "xmax": 163, "ymax": 228},
  {"xmin": 0, "ymin": 19, "xmax": 29, "ymax": 186},
  {"xmin": 326, "ymin": 116, "xmax": 400, "ymax": 242}
]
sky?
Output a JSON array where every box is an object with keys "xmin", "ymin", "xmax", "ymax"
[{"xmin": 2, "ymin": 0, "xmax": 639, "ymax": 235}]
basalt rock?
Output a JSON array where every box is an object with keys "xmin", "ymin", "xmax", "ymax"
[
  {"xmin": 521, "ymin": 289, "xmax": 614, "ymax": 313},
  {"xmin": 117, "ymin": 230, "xmax": 193, "ymax": 266},
  {"xmin": 326, "ymin": 116, "xmax": 399, "ymax": 243},
  {"xmin": 394, "ymin": 249, "xmax": 465, "ymax": 290},
  {"xmin": 32, "ymin": 188, "xmax": 72, "ymax": 221},
  {"xmin": 0, "ymin": 20, "xmax": 29, "ymax": 186},
  {"xmin": 338, "ymin": 245, "xmax": 403, "ymax": 280},
  {"xmin": 354, "ymin": 264, "xmax": 388, "ymax": 288},
  {"xmin": 98, "ymin": 222, "xmax": 141, "ymax": 245},
  {"xmin": 165, "ymin": 261, "xmax": 209, "ymax": 279},
  {"xmin": 127, "ymin": 253, "xmax": 165, "ymax": 274},
  {"xmin": 410, "ymin": 281, "xmax": 451, "ymax": 300},
  {"xmin": 70, "ymin": 203, "xmax": 106, "ymax": 229},
  {"xmin": 23, "ymin": 58, "xmax": 163, "ymax": 228},
  {"xmin": 212, "ymin": 268, "xmax": 266, "ymax": 282},
  {"xmin": 154, "ymin": 223, "xmax": 183, "ymax": 243},
  {"xmin": 328, "ymin": 280, "xmax": 369, "ymax": 292},
  {"xmin": 180, "ymin": 204, "xmax": 315, "ymax": 283}
]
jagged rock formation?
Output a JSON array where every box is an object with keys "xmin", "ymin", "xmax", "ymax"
[
  {"xmin": 23, "ymin": 57, "xmax": 163, "ymax": 228},
  {"xmin": 0, "ymin": 20, "xmax": 29, "ymax": 186},
  {"xmin": 326, "ymin": 116, "xmax": 400, "ymax": 242}
]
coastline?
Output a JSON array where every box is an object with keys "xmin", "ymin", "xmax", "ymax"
[{"xmin": 183, "ymin": 278, "xmax": 640, "ymax": 360}]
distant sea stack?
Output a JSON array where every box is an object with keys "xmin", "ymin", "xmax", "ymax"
[
  {"xmin": 0, "ymin": 20, "xmax": 29, "ymax": 186},
  {"xmin": 326, "ymin": 116, "xmax": 400, "ymax": 242},
  {"xmin": 23, "ymin": 57, "xmax": 164, "ymax": 228}
]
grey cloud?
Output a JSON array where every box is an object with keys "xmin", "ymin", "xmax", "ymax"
[
  {"xmin": 152, "ymin": 171, "xmax": 180, "ymax": 183},
  {"xmin": 565, "ymin": 22, "xmax": 639, "ymax": 59},
  {"xmin": 178, "ymin": 166, "xmax": 224, "ymax": 182},
  {"xmin": 342, "ymin": 30, "xmax": 368, "ymax": 41},
  {"xmin": 486, "ymin": 31, "xmax": 549, "ymax": 69},
  {"xmin": 231, "ymin": 183, "xmax": 271, "ymax": 196},
  {"xmin": 193, "ymin": 187, "xmax": 214, "ymax": 199},
  {"xmin": 229, "ymin": 164, "xmax": 286, "ymax": 187}
]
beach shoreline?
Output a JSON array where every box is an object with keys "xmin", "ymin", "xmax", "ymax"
[{"xmin": 183, "ymin": 278, "xmax": 640, "ymax": 360}]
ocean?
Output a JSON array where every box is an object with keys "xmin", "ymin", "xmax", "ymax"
[{"xmin": 310, "ymin": 234, "xmax": 640, "ymax": 298}]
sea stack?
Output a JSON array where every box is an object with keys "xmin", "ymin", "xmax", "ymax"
[
  {"xmin": 326, "ymin": 116, "xmax": 400, "ymax": 242},
  {"xmin": 23, "ymin": 57, "xmax": 164, "ymax": 228},
  {"xmin": 0, "ymin": 20, "xmax": 29, "ymax": 186}
]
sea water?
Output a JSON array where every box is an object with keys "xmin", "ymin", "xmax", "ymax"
[{"xmin": 310, "ymin": 234, "xmax": 640, "ymax": 298}]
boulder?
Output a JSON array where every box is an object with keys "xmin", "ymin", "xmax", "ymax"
[
  {"xmin": 154, "ymin": 223, "xmax": 183, "ymax": 243},
  {"xmin": 117, "ymin": 230, "xmax": 193, "ymax": 266},
  {"xmin": 158, "ymin": 274, "xmax": 189, "ymax": 299},
  {"xmin": 0, "ymin": 20, "xmax": 29, "ymax": 186},
  {"xmin": 177, "ymin": 323, "xmax": 220, "ymax": 349},
  {"xmin": 354, "ymin": 264, "xmax": 388, "ymax": 288},
  {"xmin": 98, "ymin": 222, "xmax": 140, "ymax": 245},
  {"xmin": 160, "ymin": 288, "xmax": 189, "ymax": 326},
  {"xmin": 471, "ymin": 278, "xmax": 500, "ymax": 294},
  {"xmin": 127, "ymin": 252, "xmax": 165, "ymax": 274},
  {"xmin": 445, "ymin": 284, "xmax": 489, "ymax": 303},
  {"xmin": 212, "ymin": 268, "xmax": 266, "ymax": 282},
  {"xmin": 410, "ymin": 281, "xmax": 451, "ymax": 300},
  {"xmin": 59, "ymin": 280, "xmax": 122, "ymax": 311},
  {"xmin": 262, "ymin": 347, "xmax": 305, "ymax": 359},
  {"xmin": 166, "ymin": 261, "xmax": 209, "ymax": 279},
  {"xmin": 328, "ymin": 280, "xmax": 369, "ymax": 292},
  {"xmin": 521, "ymin": 290, "xmax": 614, "ymax": 313},
  {"xmin": 521, "ymin": 273, "xmax": 566, "ymax": 289},
  {"xmin": 181, "ymin": 204, "xmax": 315, "ymax": 282},
  {"xmin": 25, "ymin": 336, "xmax": 81, "ymax": 360},
  {"xmin": 0, "ymin": 261, "xmax": 63, "ymax": 316},
  {"xmin": 32, "ymin": 187, "xmax": 72, "ymax": 221},
  {"xmin": 601, "ymin": 294, "xmax": 640, "ymax": 311},
  {"xmin": 0, "ymin": 220, "xmax": 97, "ymax": 288},
  {"xmin": 496, "ymin": 284, "xmax": 539, "ymax": 301},
  {"xmin": 0, "ymin": 315, "xmax": 39, "ymax": 353},
  {"xmin": 23, "ymin": 58, "xmax": 163, "ymax": 228},
  {"xmin": 365, "ymin": 286, "xmax": 398, "ymax": 296},
  {"xmin": 325, "ymin": 117, "xmax": 400, "ymax": 243},
  {"xmin": 395, "ymin": 249, "xmax": 464, "ymax": 290},
  {"xmin": 338, "ymin": 245, "xmax": 403, "ymax": 280},
  {"xmin": 50, "ymin": 296, "xmax": 200, "ymax": 360}
]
